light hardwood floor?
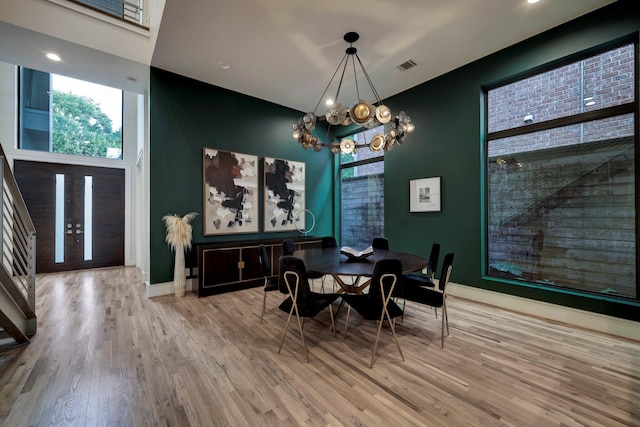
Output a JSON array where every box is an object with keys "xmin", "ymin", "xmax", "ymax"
[{"xmin": 1, "ymin": 266, "xmax": 639, "ymax": 426}]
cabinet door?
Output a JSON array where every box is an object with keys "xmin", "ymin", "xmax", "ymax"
[
  {"xmin": 241, "ymin": 246, "xmax": 263, "ymax": 281},
  {"xmin": 201, "ymin": 248, "xmax": 241, "ymax": 288}
]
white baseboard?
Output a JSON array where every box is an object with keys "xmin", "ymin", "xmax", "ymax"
[
  {"xmin": 448, "ymin": 282, "xmax": 640, "ymax": 342},
  {"xmin": 146, "ymin": 278, "xmax": 196, "ymax": 298}
]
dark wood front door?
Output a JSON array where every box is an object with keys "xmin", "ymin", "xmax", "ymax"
[{"xmin": 14, "ymin": 160, "xmax": 125, "ymax": 273}]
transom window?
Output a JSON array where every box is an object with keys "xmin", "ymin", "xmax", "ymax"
[
  {"xmin": 485, "ymin": 38, "xmax": 637, "ymax": 300},
  {"xmin": 19, "ymin": 67, "xmax": 123, "ymax": 160}
]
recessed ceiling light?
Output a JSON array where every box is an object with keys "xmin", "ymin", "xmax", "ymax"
[
  {"xmin": 527, "ymin": 0, "xmax": 540, "ymax": 4},
  {"xmin": 46, "ymin": 52, "xmax": 61, "ymax": 62},
  {"xmin": 325, "ymin": 99, "xmax": 334, "ymax": 106},
  {"xmin": 218, "ymin": 62, "xmax": 231, "ymax": 70}
]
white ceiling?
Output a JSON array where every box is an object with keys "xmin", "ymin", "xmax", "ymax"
[{"xmin": 0, "ymin": 0, "xmax": 617, "ymax": 110}]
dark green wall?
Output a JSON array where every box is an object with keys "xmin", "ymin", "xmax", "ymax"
[
  {"xmin": 384, "ymin": 0, "xmax": 640, "ymax": 321},
  {"xmin": 149, "ymin": 68, "xmax": 334, "ymax": 284},
  {"xmin": 149, "ymin": 1, "xmax": 640, "ymax": 321}
]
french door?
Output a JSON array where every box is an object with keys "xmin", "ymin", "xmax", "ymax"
[{"xmin": 14, "ymin": 160, "xmax": 125, "ymax": 273}]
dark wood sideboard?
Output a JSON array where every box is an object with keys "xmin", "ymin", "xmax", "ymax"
[{"xmin": 195, "ymin": 236, "xmax": 322, "ymax": 297}]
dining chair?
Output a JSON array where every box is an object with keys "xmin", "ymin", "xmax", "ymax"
[
  {"xmin": 282, "ymin": 239, "xmax": 296, "ymax": 255},
  {"xmin": 318, "ymin": 236, "xmax": 338, "ymax": 292},
  {"xmin": 321, "ymin": 236, "xmax": 338, "ymax": 249},
  {"xmin": 258, "ymin": 244, "xmax": 279, "ymax": 323},
  {"xmin": 351, "ymin": 237, "xmax": 389, "ymax": 288},
  {"xmin": 277, "ymin": 256, "xmax": 339, "ymax": 363},
  {"xmin": 401, "ymin": 243, "xmax": 440, "ymax": 318},
  {"xmin": 371, "ymin": 237, "xmax": 389, "ymax": 251},
  {"xmin": 403, "ymin": 243, "xmax": 440, "ymax": 287},
  {"xmin": 400, "ymin": 252, "xmax": 454, "ymax": 349},
  {"xmin": 341, "ymin": 258, "xmax": 404, "ymax": 368}
]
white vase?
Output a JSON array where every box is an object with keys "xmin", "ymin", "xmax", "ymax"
[{"xmin": 174, "ymin": 245, "xmax": 186, "ymax": 297}]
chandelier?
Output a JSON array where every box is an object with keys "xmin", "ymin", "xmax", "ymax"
[{"xmin": 292, "ymin": 32, "xmax": 415, "ymax": 155}]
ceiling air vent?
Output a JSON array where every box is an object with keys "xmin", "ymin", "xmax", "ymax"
[{"xmin": 396, "ymin": 60, "xmax": 417, "ymax": 71}]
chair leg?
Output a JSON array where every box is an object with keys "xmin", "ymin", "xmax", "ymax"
[
  {"xmin": 343, "ymin": 306, "xmax": 352, "ymax": 340},
  {"xmin": 278, "ymin": 306, "xmax": 295, "ymax": 354},
  {"xmin": 370, "ymin": 309, "xmax": 404, "ymax": 368},
  {"xmin": 328, "ymin": 304, "xmax": 336, "ymax": 337},
  {"xmin": 260, "ymin": 291, "xmax": 267, "ymax": 323},
  {"xmin": 386, "ymin": 309, "xmax": 404, "ymax": 364},
  {"xmin": 444, "ymin": 299, "xmax": 450, "ymax": 336},
  {"xmin": 441, "ymin": 308, "xmax": 445, "ymax": 349}
]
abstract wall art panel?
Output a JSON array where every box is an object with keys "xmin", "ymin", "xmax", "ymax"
[
  {"xmin": 263, "ymin": 157, "xmax": 306, "ymax": 232},
  {"xmin": 203, "ymin": 148, "xmax": 258, "ymax": 235}
]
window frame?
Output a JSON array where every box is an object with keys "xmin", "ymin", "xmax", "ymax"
[{"xmin": 482, "ymin": 33, "xmax": 639, "ymax": 301}]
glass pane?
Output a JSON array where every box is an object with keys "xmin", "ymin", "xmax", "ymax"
[
  {"xmin": 340, "ymin": 171, "xmax": 384, "ymax": 249},
  {"xmin": 487, "ymin": 114, "xmax": 636, "ymax": 298},
  {"xmin": 19, "ymin": 68, "xmax": 51, "ymax": 152},
  {"xmin": 488, "ymin": 44, "xmax": 635, "ymax": 133},
  {"xmin": 84, "ymin": 176, "xmax": 93, "ymax": 261},
  {"xmin": 55, "ymin": 174, "xmax": 64, "ymax": 263}
]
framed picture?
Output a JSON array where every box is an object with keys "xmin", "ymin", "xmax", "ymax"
[
  {"xmin": 203, "ymin": 148, "xmax": 259, "ymax": 235},
  {"xmin": 263, "ymin": 157, "xmax": 306, "ymax": 232},
  {"xmin": 409, "ymin": 176, "xmax": 441, "ymax": 212}
]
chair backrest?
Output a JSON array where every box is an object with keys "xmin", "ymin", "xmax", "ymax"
[
  {"xmin": 278, "ymin": 255, "xmax": 311, "ymax": 297},
  {"xmin": 371, "ymin": 237, "xmax": 389, "ymax": 250},
  {"xmin": 282, "ymin": 239, "xmax": 296, "ymax": 255},
  {"xmin": 438, "ymin": 253, "xmax": 454, "ymax": 291},
  {"xmin": 321, "ymin": 236, "xmax": 338, "ymax": 249},
  {"xmin": 258, "ymin": 244, "xmax": 270, "ymax": 277},
  {"xmin": 426, "ymin": 243, "xmax": 441, "ymax": 277},
  {"xmin": 369, "ymin": 258, "xmax": 402, "ymax": 300}
]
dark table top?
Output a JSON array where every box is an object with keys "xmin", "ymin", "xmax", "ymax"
[{"xmin": 294, "ymin": 247, "xmax": 427, "ymax": 276}]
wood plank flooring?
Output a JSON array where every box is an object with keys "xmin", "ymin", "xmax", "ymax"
[{"xmin": 1, "ymin": 267, "xmax": 639, "ymax": 426}]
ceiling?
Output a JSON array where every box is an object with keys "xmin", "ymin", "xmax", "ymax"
[
  {"xmin": 150, "ymin": 0, "xmax": 616, "ymax": 113},
  {"xmin": 0, "ymin": 0, "xmax": 617, "ymax": 111}
]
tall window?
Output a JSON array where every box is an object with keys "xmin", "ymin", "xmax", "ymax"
[
  {"xmin": 485, "ymin": 39, "xmax": 637, "ymax": 300},
  {"xmin": 340, "ymin": 126, "xmax": 385, "ymax": 249},
  {"xmin": 19, "ymin": 67, "xmax": 123, "ymax": 159}
]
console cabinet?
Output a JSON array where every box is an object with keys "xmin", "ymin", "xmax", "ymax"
[{"xmin": 196, "ymin": 236, "xmax": 321, "ymax": 297}]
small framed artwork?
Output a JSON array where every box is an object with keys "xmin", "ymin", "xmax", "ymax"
[
  {"xmin": 203, "ymin": 148, "xmax": 259, "ymax": 235},
  {"xmin": 263, "ymin": 157, "xmax": 306, "ymax": 232},
  {"xmin": 409, "ymin": 176, "xmax": 441, "ymax": 212}
]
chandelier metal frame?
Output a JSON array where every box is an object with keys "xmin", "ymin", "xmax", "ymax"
[{"xmin": 292, "ymin": 32, "xmax": 415, "ymax": 154}]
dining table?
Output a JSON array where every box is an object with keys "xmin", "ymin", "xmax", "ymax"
[{"xmin": 294, "ymin": 247, "xmax": 428, "ymax": 294}]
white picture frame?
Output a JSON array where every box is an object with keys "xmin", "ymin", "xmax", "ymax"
[{"xmin": 409, "ymin": 176, "xmax": 441, "ymax": 212}]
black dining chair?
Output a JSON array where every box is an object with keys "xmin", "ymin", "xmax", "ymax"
[
  {"xmin": 277, "ymin": 256, "xmax": 339, "ymax": 362},
  {"xmin": 401, "ymin": 252, "xmax": 454, "ymax": 349},
  {"xmin": 317, "ymin": 236, "xmax": 338, "ymax": 291},
  {"xmin": 371, "ymin": 237, "xmax": 389, "ymax": 251},
  {"xmin": 258, "ymin": 244, "xmax": 279, "ymax": 323},
  {"xmin": 321, "ymin": 236, "xmax": 338, "ymax": 249},
  {"xmin": 401, "ymin": 243, "xmax": 440, "ymax": 318},
  {"xmin": 341, "ymin": 258, "xmax": 404, "ymax": 368},
  {"xmin": 403, "ymin": 243, "xmax": 440, "ymax": 287},
  {"xmin": 282, "ymin": 239, "xmax": 296, "ymax": 255},
  {"xmin": 352, "ymin": 237, "xmax": 389, "ymax": 288}
]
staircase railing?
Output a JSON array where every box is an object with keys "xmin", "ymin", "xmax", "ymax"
[
  {"xmin": 0, "ymin": 143, "xmax": 36, "ymax": 343},
  {"xmin": 68, "ymin": 0, "xmax": 145, "ymax": 27}
]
